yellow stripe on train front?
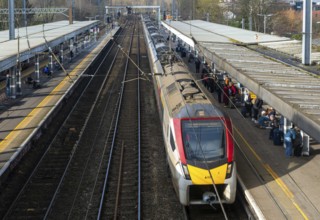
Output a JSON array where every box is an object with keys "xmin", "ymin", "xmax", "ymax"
[{"xmin": 188, "ymin": 164, "xmax": 227, "ymax": 185}]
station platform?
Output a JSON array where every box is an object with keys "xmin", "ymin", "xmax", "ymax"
[
  {"xmin": 162, "ymin": 20, "xmax": 320, "ymax": 144},
  {"xmin": 0, "ymin": 27, "xmax": 118, "ymax": 181},
  {"xmin": 0, "ymin": 20, "xmax": 100, "ymax": 73},
  {"xmin": 230, "ymin": 103, "xmax": 320, "ymax": 220},
  {"xmin": 1, "ymin": 17, "xmax": 320, "ymax": 219},
  {"xmin": 185, "ymin": 58, "xmax": 320, "ymax": 219}
]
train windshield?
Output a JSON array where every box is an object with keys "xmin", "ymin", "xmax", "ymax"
[{"xmin": 182, "ymin": 120, "xmax": 225, "ymax": 161}]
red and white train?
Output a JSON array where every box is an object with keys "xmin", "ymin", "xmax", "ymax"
[{"xmin": 143, "ymin": 16, "xmax": 237, "ymax": 206}]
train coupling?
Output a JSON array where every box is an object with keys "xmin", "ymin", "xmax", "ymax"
[{"xmin": 202, "ymin": 191, "xmax": 217, "ymax": 204}]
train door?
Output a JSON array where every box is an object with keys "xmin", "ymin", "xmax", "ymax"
[{"xmin": 167, "ymin": 124, "xmax": 180, "ymax": 190}]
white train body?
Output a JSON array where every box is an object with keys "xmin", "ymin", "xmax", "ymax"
[{"xmin": 142, "ymin": 16, "xmax": 236, "ymax": 206}]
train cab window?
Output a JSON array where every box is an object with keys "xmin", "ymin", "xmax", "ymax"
[
  {"xmin": 182, "ymin": 120, "xmax": 225, "ymax": 161},
  {"xmin": 169, "ymin": 129, "xmax": 176, "ymax": 151}
]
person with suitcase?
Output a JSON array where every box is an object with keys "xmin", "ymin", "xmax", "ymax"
[
  {"xmin": 293, "ymin": 128, "xmax": 303, "ymax": 156},
  {"xmin": 273, "ymin": 127, "xmax": 283, "ymax": 145},
  {"xmin": 284, "ymin": 126, "xmax": 296, "ymax": 157}
]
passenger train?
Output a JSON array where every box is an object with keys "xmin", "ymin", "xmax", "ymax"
[{"xmin": 142, "ymin": 16, "xmax": 236, "ymax": 206}]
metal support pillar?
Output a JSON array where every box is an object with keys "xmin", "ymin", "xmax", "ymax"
[
  {"xmin": 16, "ymin": 65, "xmax": 22, "ymax": 96},
  {"xmin": 49, "ymin": 53, "xmax": 53, "ymax": 74},
  {"xmin": 69, "ymin": 39, "xmax": 74, "ymax": 62},
  {"xmin": 158, "ymin": 8, "xmax": 161, "ymax": 29},
  {"xmin": 242, "ymin": 18, "xmax": 245, "ymax": 29},
  {"xmin": 283, "ymin": 117, "xmax": 291, "ymax": 144},
  {"xmin": 35, "ymin": 54, "xmax": 40, "ymax": 83},
  {"xmin": 69, "ymin": 0, "xmax": 74, "ymax": 24},
  {"xmin": 8, "ymin": 0, "xmax": 15, "ymax": 40},
  {"xmin": 84, "ymin": 35, "xmax": 88, "ymax": 48},
  {"xmin": 74, "ymin": 35, "xmax": 78, "ymax": 54},
  {"xmin": 172, "ymin": 0, "xmax": 175, "ymax": 21},
  {"xmin": 23, "ymin": 0, "xmax": 27, "ymax": 27},
  {"xmin": 263, "ymin": 16, "xmax": 267, "ymax": 34},
  {"xmin": 60, "ymin": 43, "xmax": 64, "ymax": 65},
  {"xmin": 249, "ymin": 16, "xmax": 252, "ymax": 31},
  {"xmin": 94, "ymin": 28, "xmax": 97, "ymax": 42},
  {"xmin": 302, "ymin": 0, "xmax": 312, "ymax": 65},
  {"xmin": 10, "ymin": 67, "xmax": 16, "ymax": 99},
  {"xmin": 6, "ymin": 74, "xmax": 11, "ymax": 97},
  {"xmin": 302, "ymin": 132, "xmax": 310, "ymax": 156}
]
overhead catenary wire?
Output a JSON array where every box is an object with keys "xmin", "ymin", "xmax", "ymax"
[
  {"xmin": 168, "ymin": 33, "xmax": 257, "ymax": 219},
  {"xmin": 41, "ymin": 23, "xmax": 73, "ymax": 82},
  {"xmin": 111, "ymin": 38, "xmax": 151, "ymax": 82},
  {"xmin": 151, "ymin": 23, "xmax": 229, "ymax": 218},
  {"xmin": 167, "ymin": 57, "xmax": 229, "ymax": 220}
]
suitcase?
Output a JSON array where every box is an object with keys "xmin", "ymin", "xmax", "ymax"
[{"xmin": 273, "ymin": 128, "xmax": 282, "ymax": 145}]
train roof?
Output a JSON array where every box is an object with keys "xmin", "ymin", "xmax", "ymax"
[
  {"xmin": 151, "ymin": 32, "xmax": 161, "ymax": 37},
  {"xmin": 147, "ymin": 26, "xmax": 157, "ymax": 30},
  {"xmin": 155, "ymin": 42, "xmax": 170, "ymax": 52},
  {"xmin": 161, "ymin": 62, "xmax": 224, "ymax": 118}
]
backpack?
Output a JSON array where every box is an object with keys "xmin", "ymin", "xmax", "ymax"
[
  {"xmin": 254, "ymin": 98, "xmax": 263, "ymax": 109},
  {"xmin": 293, "ymin": 131, "xmax": 301, "ymax": 146}
]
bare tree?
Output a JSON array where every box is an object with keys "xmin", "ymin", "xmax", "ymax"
[
  {"xmin": 196, "ymin": 0, "xmax": 222, "ymax": 22},
  {"xmin": 0, "ymin": 0, "xmax": 33, "ymax": 30},
  {"xmin": 271, "ymin": 9, "xmax": 302, "ymax": 38}
]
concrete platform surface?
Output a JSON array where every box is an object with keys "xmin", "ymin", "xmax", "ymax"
[
  {"xmin": 0, "ymin": 28, "xmax": 118, "ymax": 178},
  {"xmin": 187, "ymin": 58, "xmax": 320, "ymax": 219}
]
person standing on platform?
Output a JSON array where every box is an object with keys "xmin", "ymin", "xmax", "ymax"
[
  {"xmin": 223, "ymin": 83, "xmax": 229, "ymax": 107},
  {"xmin": 224, "ymin": 76, "xmax": 229, "ymax": 88},
  {"xmin": 252, "ymin": 97, "xmax": 263, "ymax": 120},
  {"xmin": 284, "ymin": 125, "xmax": 296, "ymax": 157},
  {"xmin": 242, "ymin": 89, "xmax": 252, "ymax": 117},
  {"xmin": 195, "ymin": 59, "xmax": 201, "ymax": 73},
  {"xmin": 216, "ymin": 80, "xmax": 223, "ymax": 103},
  {"xmin": 43, "ymin": 65, "xmax": 51, "ymax": 77}
]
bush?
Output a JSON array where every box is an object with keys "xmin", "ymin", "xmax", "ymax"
[{"xmin": 291, "ymin": 34, "xmax": 302, "ymax": 40}]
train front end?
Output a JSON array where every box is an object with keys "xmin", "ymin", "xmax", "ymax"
[{"xmin": 172, "ymin": 117, "xmax": 236, "ymax": 206}]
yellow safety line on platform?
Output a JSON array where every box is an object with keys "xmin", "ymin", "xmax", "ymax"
[
  {"xmin": 0, "ymin": 49, "xmax": 95, "ymax": 153},
  {"xmin": 0, "ymin": 29, "xmax": 115, "ymax": 154},
  {"xmin": 234, "ymin": 126, "xmax": 309, "ymax": 220}
]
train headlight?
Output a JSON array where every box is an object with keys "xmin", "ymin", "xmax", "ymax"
[
  {"xmin": 182, "ymin": 164, "xmax": 191, "ymax": 180},
  {"xmin": 226, "ymin": 162, "xmax": 233, "ymax": 179}
]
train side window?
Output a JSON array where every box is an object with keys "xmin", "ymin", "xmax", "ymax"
[{"xmin": 170, "ymin": 129, "xmax": 176, "ymax": 151}]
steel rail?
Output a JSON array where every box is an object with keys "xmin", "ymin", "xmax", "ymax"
[
  {"xmin": 96, "ymin": 20, "xmax": 135, "ymax": 219},
  {"xmin": 76, "ymin": 21, "xmax": 130, "ymax": 219},
  {"xmin": 137, "ymin": 21, "xmax": 142, "ymax": 220},
  {"xmin": 43, "ymin": 28, "xmax": 126, "ymax": 219},
  {"xmin": 114, "ymin": 142, "xmax": 125, "ymax": 220},
  {"xmin": 64, "ymin": 27, "xmax": 127, "ymax": 219},
  {"xmin": 2, "ymin": 32, "xmax": 117, "ymax": 220}
]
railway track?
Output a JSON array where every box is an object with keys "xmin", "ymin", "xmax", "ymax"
[
  {"xmin": 98, "ymin": 17, "xmax": 140, "ymax": 219},
  {"xmin": 0, "ymin": 20, "xmax": 126, "ymax": 219},
  {"xmin": 0, "ymin": 15, "xmax": 251, "ymax": 220},
  {"xmin": 0, "ymin": 15, "xmax": 185, "ymax": 220},
  {"xmin": 45, "ymin": 24, "xmax": 132, "ymax": 219}
]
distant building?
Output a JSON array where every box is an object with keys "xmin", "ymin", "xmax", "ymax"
[{"xmin": 290, "ymin": 0, "xmax": 320, "ymax": 10}]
